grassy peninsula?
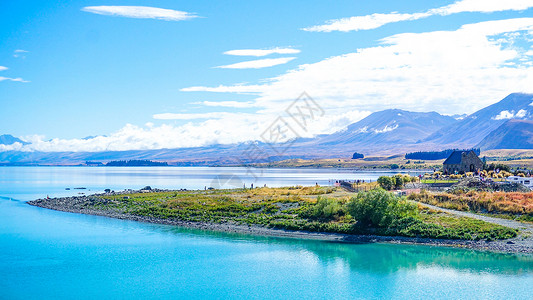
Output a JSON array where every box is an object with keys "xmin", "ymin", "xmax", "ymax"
[{"xmin": 29, "ymin": 186, "xmax": 522, "ymax": 247}]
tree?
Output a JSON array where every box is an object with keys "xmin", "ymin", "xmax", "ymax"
[
  {"xmin": 346, "ymin": 188, "xmax": 418, "ymax": 227},
  {"xmin": 377, "ymin": 176, "xmax": 394, "ymax": 190},
  {"xmin": 392, "ymin": 175, "xmax": 404, "ymax": 190},
  {"xmin": 352, "ymin": 152, "xmax": 364, "ymax": 159}
]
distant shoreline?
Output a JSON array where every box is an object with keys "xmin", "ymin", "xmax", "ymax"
[{"xmin": 27, "ymin": 194, "xmax": 532, "ymax": 254}]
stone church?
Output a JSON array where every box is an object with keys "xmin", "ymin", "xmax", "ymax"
[{"xmin": 443, "ymin": 150, "xmax": 483, "ymax": 174}]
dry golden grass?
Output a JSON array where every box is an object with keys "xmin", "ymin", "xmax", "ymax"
[
  {"xmin": 409, "ymin": 190, "xmax": 533, "ymax": 215},
  {"xmin": 255, "ymin": 157, "xmax": 442, "ymax": 169}
]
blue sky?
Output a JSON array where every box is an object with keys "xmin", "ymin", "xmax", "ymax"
[{"xmin": 1, "ymin": 0, "xmax": 533, "ymax": 151}]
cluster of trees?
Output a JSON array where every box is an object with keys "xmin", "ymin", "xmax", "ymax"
[
  {"xmin": 105, "ymin": 160, "xmax": 168, "ymax": 167},
  {"xmin": 352, "ymin": 152, "xmax": 364, "ymax": 159},
  {"xmin": 347, "ymin": 189, "xmax": 418, "ymax": 227},
  {"xmin": 405, "ymin": 148, "xmax": 480, "ymax": 160},
  {"xmin": 302, "ymin": 189, "xmax": 418, "ymax": 228},
  {"xmin": 484, "ymin": 163, "xmax": 511, "ymax": 172},
  {"xmin": 377, "ymin": 175, "xmax": 418, "ymax": 190}
]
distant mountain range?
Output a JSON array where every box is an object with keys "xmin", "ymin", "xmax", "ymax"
[
  {"xmin": 309, "ymin": 109, "xmax": 457, "ymax": 147},
  {"xmin": 421, "ymin": 93, "xmax": 533, "ymax": 147},
  {"xmin": 1, "ymin": 93, "xmax": 532, "ymax": 165}
]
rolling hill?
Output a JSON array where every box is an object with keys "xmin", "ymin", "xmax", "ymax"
[{"xmin": 476, "ymin": 119, "xmax": 533, "ymax": 150}]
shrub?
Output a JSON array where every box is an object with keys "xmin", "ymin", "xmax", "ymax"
[
  {"xmin": 392, "ymin": 175, "xmax": 404, "ymax": 189},
  {"xmin": 299, "ymin": 197, "xmax": 345, "ymax": 221},
  {"xmin": 486, "ymin": 163, "xmax": 511, "ymax": 172},
  {"xmin": 347, "ymin": 188, "xmax": 418, "ymax": 227},
  {"xmin": 377, "ymin": 176, "xmax": 394, "ymax": 190}
]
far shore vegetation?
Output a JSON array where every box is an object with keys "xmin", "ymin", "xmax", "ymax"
[
  {"xmin": 251, "ymin": 149, "xmax": 533, "ymax": 170},
  {"xmin": 86, "ymin": 160, "xmax": 168, "ymax": 167}
]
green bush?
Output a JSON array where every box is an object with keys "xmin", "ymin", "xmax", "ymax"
[
  {"xmin": 299, "ymin": 197, "xmax": 345, "ymax": 221},
  {"xmin": 377, "ymin": 176, "xmax": 394, "ymax": 190},
  {"xmin": 347, "ymin": 188, "xmax": 418, "ymax": 227},
  {"xmin": 392, "ymin": 175, "xmax": 404, "ymax": 189},
  {"xmin": 378, "ymin": 175, "xmax": 411, "ymax": 190}
]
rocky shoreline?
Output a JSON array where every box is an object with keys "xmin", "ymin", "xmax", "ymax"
[{"xmin": 27, "ymin": 194, "xmax": 533, "ymax": 254}]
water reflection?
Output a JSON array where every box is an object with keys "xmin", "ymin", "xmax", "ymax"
[{"xmin": 158, "ymin": 224, "xmax": 533, "ymax": 276}]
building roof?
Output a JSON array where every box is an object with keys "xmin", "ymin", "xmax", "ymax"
[{"xmin": 443, "ymin": 150, "xmax": 470, "ymax": 165}]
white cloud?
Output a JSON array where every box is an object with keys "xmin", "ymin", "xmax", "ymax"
[
  {"xmin": 153, "ymin": 112, "xmax": 237, "ymax": 120},
  {"xmin": 355, "ymin": 126, "xmax": 368, "ymax": 133},
  {"xmin": 435, "ymin": 0, "xmax": 533, "ymax": 14},
  {"xmin": 4, "ymin": 107, "xmax": 370, "ymax": 152},
  {"xmin": 81, "ymin": 6, "xmax": 198, "ymax": 21},
  {"xmin": 215, "ymin": 57, "xmax": 296, "ymax": 69},
  {"xmin": 303, "ymin": 0, "xmax": 533, "ymax": 32},
  {"xmin": 493, "ymin": 110, "xmax": 516, "ymax": 120},
  {"xmin": 13, "ymin": 49, "xmax": 28, "ymax": 58},
  {"xmin": 186, "ymin": 18, "xmax": 533, "ymax": 116},
  {"xmin": 516, "ymin": 109, "xmax": 528, "ymax": 118},
  {"xmin": 224, "ymin": 48, "xmax": 300, "ymax": 57},
  {"xmin": 303, "ymin": 12, "xmax": 430, "ymax": 32},
  {"xmin": 0, "ymin": 76, "xmax": 29, "ymax": 83},
  {"xmin": 373, "ymin": 124, "xmax": 399, "ymax": 134},
  {"xmin": 0, "ymin": 142, "xmax": 24, "ymax": 152},
  {"xmin": 493, "ymin": 109, "xmax": 529, "ymax": 119},
  {"xmin": 8, "ymin": 117, "xmax": 266, "ymax": 152},
  {"xmin": 195, "ymin": 101, "xmax": 256, "ymax": 108},
  {"xmin": 0, "ymin": 65, "xmax": 28, "ymax": 82},
  {"xmin": 181, "ymin": 84, "xmax": 264, "ymax": 94}
]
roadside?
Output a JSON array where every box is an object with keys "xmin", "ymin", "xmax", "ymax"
[{"xmin": 414, "ymin": 201, "xmax": 533, "ymax": 252}]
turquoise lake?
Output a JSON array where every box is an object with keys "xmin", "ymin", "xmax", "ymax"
[{"xmin": 1, "ymin": 167, "xmax": 532, "ymax": 299}]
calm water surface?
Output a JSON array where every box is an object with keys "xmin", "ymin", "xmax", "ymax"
[{"xmin": 0, "ymin": 167, "xmax": 532, "ymax": 299}]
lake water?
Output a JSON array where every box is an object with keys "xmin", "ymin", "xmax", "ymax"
[{"xmin": 1, "ymin": 167, "xmax": 532, "ymax": 299}]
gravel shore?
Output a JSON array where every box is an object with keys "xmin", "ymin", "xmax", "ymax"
[{"xmin": 27, "ymin": 194, "xmax": 533, "ymax": 254}]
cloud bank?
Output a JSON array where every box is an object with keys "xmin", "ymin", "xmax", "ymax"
[
  {"xmin": 188, "ymin": 18, "xmax": 533, "ymax": 116},
  {"xmin": 4, "ymin": 106, "xmax": 369, "ymax": 152},
  {"xmin": 5, "ymin": 16, "xmax": 533, "ymax": 153},
  {"xmin": 82, "ymin": 6, "xmax": 198, "ymax": 21},
  {"xmin": 303, "ymin": 0, "xmax": 533, "ymax": 32}
]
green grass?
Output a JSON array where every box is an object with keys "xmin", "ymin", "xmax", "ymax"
[
  {"xmin": 91, "ymin": 187, "xmax": 517, "ymax": 241},
  {"xmin": 477, "ymin": 212, "xmax": 533, "ymax": 224}
]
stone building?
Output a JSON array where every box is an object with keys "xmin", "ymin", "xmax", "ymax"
[{"xmin": 443, "ymin": 150, "xmax": 483, "ymax": 174}]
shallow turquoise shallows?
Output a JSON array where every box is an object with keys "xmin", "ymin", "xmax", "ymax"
[{"xmin": 1, "ymin": 167, "xmax": 532, "ymax": 299}]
